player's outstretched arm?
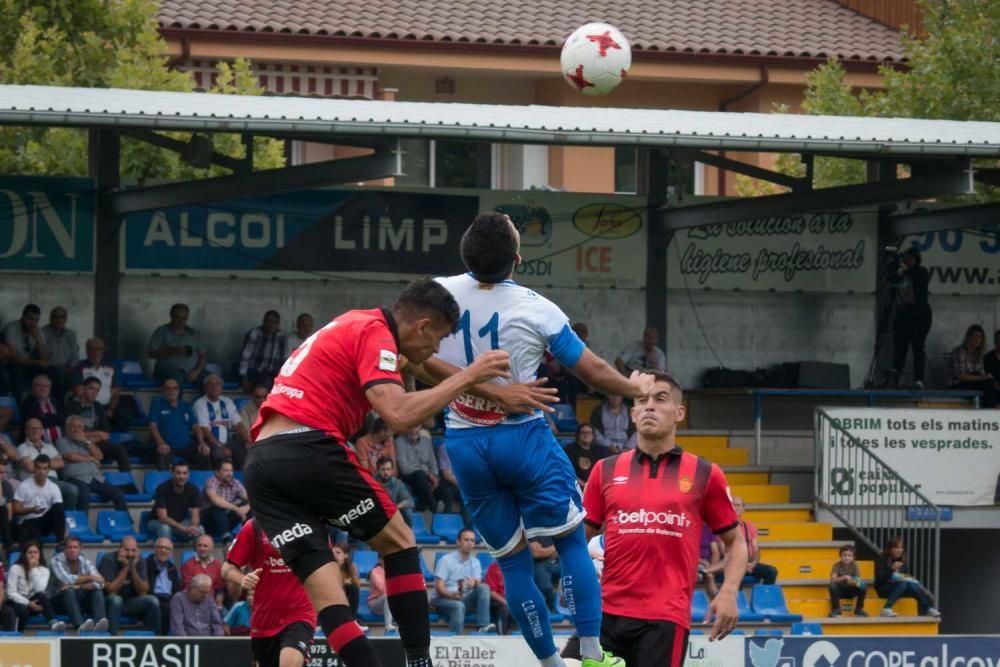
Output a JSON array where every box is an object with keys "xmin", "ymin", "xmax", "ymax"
[
  {"xmin": 367, "ymin": 351, "xmax": 511, "ymax": 432},
  {"xmin": 571, "ymin": 348, "xmax": 655, "ymax": 399},
  {"xmin": 412, "ymin": 357, "xmax": 559, "ymax": 415},
  {"xmin": 706, "ymin": 524, "xmax": 747, "ymax": 641}
]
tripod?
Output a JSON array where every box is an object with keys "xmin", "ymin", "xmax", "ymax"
[{"xmin": 863, "ymin": 280, "xmax": 899, "ymax": 389}]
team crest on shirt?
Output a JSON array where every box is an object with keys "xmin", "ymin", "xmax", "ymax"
[
  {"xmin": 678, "ymin": 475, "xmax": 693, "ymax": 493},
  {"xmin": 378, "ymin": 349, "xmax": 398, "ymax": 371}
]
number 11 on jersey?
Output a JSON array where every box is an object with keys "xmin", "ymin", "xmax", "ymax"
[{"xmin": 459, "ymin": 310, "xmax": 500, "ymax": 364}]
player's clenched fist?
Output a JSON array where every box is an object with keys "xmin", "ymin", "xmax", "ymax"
[{"xmin": 464, "ymin": 350, "xmax": 512, "ymax": 385}]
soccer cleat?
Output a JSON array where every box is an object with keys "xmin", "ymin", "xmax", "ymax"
[{"xmin": 582, "ymin": 651, "xmax": 626, "ymax": 667}]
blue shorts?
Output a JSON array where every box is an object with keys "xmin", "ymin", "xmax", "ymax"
[{"xmin": 445, "ymin": 418, "xmax": 585, "ymax": 557}]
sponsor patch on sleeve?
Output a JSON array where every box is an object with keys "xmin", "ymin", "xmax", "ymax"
[{"xmin": 378, "ymin": 349, "xmax": 398, "ymax": 372}]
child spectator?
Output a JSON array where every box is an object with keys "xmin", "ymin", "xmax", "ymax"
[
  {"xmin": 829, "ymin": 544, "xmax": 867, "ymax": 617},
  {"xmin": 875, "ymin": 537, "xmax": 940, "ymax": 618}
]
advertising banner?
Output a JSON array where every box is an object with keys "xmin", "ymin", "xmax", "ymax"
[
  {"xmin": 0, "ymin": 177, "xmax": 95, "ymax": 273},
  {"xmin": 746, "ymin": 636, "xmax": 1000, "ymax": 667},
  {"xmin": 480, "ymin": 191, "xmax": 647, "ymax": 289},
  {"xmin": 60, "ymin": 636, "xmax": 252, "ymax": 667},
  {"xmin": 820, "ymin": 408, "xmax": 1000, "ymax": 506},
  {"xmin": 903, "ymin": 225, "xmax": 1000, "ymax": 296},
  {"xmin": 667, "ymin": 209, "xmax": 876, "ymax": 293},
  {"xmin": 0, "ymin": 638, "xmax": 54, "ymax": 667}
]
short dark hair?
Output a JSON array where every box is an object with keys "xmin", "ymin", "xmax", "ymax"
[
  {"xmin": 22, "ymin": 303, "xmax": 41, "ymax": 317},
  {"xmin": 458, "ymin": 527, "xmax": 476, "ymax": 541},
  {"xmin": 296, "ymin": 313, "xmax": 313, "ymax": 325},
  {"xmin": 214, "ymin": 459, "xmax": 233, "ymax": 471},
  {"xmin": 902, "ymin": 246, "xmax": 922, "ymax": 265},
  {"xmin": 645, "ymin": 370, "xmax": 684, "ymax": 396},
  {"xmin": 171, "ymin": 461, "xmax": 190, "ymax": 471},
  {"xmin": 376, "ymin": 456, "xmax": 395, "ymax": 469},
  {"xmin": 460, "ymin": 212, "xmax": 518, "ymax": 283},
  {"xmin": 34, "ymin": 454, "xmax": 51, "ymax": 466},
  {"xmin": 839, "ymin": 544, "xmax": 856, "ymax": 555},
  {"xmin": 169, "ymin": 303, "xmax": 189, "ymax": 317},
  {"xmin": 393, "ymin": 278, "xmax": 460, "ymax": 333},
  {"xmin": 65, "ymin": 535, "xmax": 83, "ymax": 547},
  {"xmin": 264, "ymin": 310, "xmax": 280, "ymax": 320},
  {"xmin": 83, "ymin": 376, "xmax": 102, "ymax": 387},
  {"xmin": 370, "ymin": 418, "xmax": 388, "ymax": 435}
]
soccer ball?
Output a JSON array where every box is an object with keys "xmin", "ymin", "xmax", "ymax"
[{"xmin": 560, "ymin": 22, "xmax": 632, "ymax": 96}]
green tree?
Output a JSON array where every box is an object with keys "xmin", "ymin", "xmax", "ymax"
[
  {"xmin": 736, "ymin": 0, "xmax": 998, "ymax": 197},
  {"xmin": 0, "ymin": 0, "xmax": 284, "ymax": 180}
]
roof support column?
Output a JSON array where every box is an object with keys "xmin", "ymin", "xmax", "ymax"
[
  {"xmin": 88, "ymin": 129, "xmax": 121, "ymax": 354},
  {"xmin": 644, "ymin": 149, "xmax": 671, "ymax": 361},
  {"xmin": 867, "ymin": 159, "xmax": 898, "ymax": 388}
]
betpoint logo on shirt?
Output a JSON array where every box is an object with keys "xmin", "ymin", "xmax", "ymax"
[{"xmin": 615, "ymin": 508, "xmax": 692, "ymax": 529}]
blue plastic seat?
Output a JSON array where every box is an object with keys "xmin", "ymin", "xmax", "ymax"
[
  {"xmin": 0, "ymin": 396, "xmax": 20, "ymax": 425},
  {"xmin": 690, "ymin": 590, "xmax": 710, "ymax": 621},
  {"xmin": 356, "ymin": 595, "xmax": 382, "ymax": 623},
  {"xmin": 205, "ymin": 362, "xmax": 240, "ymax": 390},
  {"xmin": 234, "ymin": 398, "xmax": 250, "ymax": 413},
  {"xmin": 97, "ymin": 510, "xmax": 139, "ymax": 541},
  {"xmin": 551, "ymin": 403, "xmax": 578, "ymax": 432},
  {"xmin": 751, "ymin": 585, "xmax": 803, "ymax": 623},
  {"xmin": 65, "ymin": 511, "xmax": 105, "ymax": 543},
  {"xmin": 419, "ymin": 551, "xmax": 435, "ymax": 582},
  {"xmin": 181, "ymin": 550, "xmax": 196, "ymax": 565},
  {"xmin": 689, "ymin": 629, "xmax": 705, "ymax": 635},
  {"xmin": 8, "ymin": 551, "xmax": 19, "ymax": 568},
  {"xmin": 737, "ymin": 589, "xmax": 767, "ymax": 622},
  {"xmin": 354, "ymin": 550, "xmax": 379, "ymax": 580},
  {"xmin": 430, "ymin": 513, "xmax": 465, "ymax": 544},
  {"xmin": 411, "ymin": 514, "xmax": 441, "ymax": 544},
  {"xmin": 476, "ymin": 552, "xmax": 495, "ymax": 575},
  {"xmin": 791, "ymin": 622, "xmax": 824, "ymax": 636},
  {"xmin": 124, "ymin": 630, "xmax": 156, "ymax": 637},
  {"xmin": 139, "ymin": 510, "xmax": 153, "ymax": 538},
  {"xmin": 189, "ymin": 470, "xmax": 213, "ymax": 490},
  {"xmin": 115, "ymin": 360, "xmax": 157, "ymax": 389},
  {"xmin": 143, "ymin": 471, "xmax": 171, "ymax": 496},
  {"xmin": 104, "ymin": 471, "xmax": 152, "ymax": 503},
  {"xmin": 755, "ymin": 629, "xmax": 784, "ymax": 636},
  {"xmin": 0, "ymin": 631, "xmax": 23, "ymax": 636}
]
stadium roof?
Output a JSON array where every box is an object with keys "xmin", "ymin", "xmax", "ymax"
[
  {"xmin": 158, "ymin": 0, "xmax": 907, "ymax": 63},
  {"xmin": 2, "ymin": 85, "xmax": 998, "ymax": 158}
]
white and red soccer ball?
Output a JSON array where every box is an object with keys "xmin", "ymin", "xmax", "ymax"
[{"xmin": 560, "ymin": 22, "xmax": 632, "ymax": 96}]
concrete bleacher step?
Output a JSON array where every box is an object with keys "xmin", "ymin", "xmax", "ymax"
[
  {"xmin": 730, "ymin": 484, "xmax": 789, "ymax": 504},
  {"xmin": 819, "ymin": 615, "xmax": 939, "ymax": 636},
  {"xmin": 676, "ymin": 434, "xmax": 730, "ymax": 449},
  {"xmin": 756, "ymin": 522, "xmax": 832, "ymax": 542},
  {"xmin": 687, "ymin": 447, "xmax": 749, "ymax": 466},
  {"xmin": 722, "ymin": 471, "xmax": 770, "ymax": 485},
  {"xmin": 743, "ymin": 503, "xmax": 812, "ymax": 523},
  {"xmin": 755, "ymin": 544, "xmax": 875, "ymax": 579}
]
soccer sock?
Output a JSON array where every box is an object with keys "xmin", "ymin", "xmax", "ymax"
[
  {"xmin": 498, "ymin": 547, "xmax": 558, "ymax": 661},
  {"xmin": 384, "ymin": 547, "xmax": 431, "ymax": 663},
  {"xmin": 318, "ymin": 605, "xmax": 378, "ymax": 667},
  {"xmin": 552, "ymin": 525, "xmax": 603, "ymax": 659}
]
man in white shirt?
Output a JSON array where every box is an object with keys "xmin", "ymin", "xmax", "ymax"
[
  {"xmin": 16, "ymin": 418, "xmax": 80, "ymax": 510},
  {"xmin": 12, "ymin": 454, "xmax": 66, "ymax": 543},
  {"xmin": 192, "ymin": 375, "xmax": 248, "ymax": 470},
  {"xmin": 431, "ymin": 528, "xmax": 494, "ymax": 635},
  {"xmin": 614, "ymin": 327, "xmax": 666, "ymax": 375}
]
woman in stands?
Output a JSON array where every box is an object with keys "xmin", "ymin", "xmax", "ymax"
[
  {"xmin": 874, "ymin": 537, "xmax": 940, "ymax": 618},
  {"xmin": 947, "ymin": 324, "xmax": 997, "ymax": 408},
  {"xmin": 333, "ymin": 542, "xmax": 361, "ymax": 619},
  {"xmin": 6, "ymin": 540, "xmax": 66, "ymax": 632}
]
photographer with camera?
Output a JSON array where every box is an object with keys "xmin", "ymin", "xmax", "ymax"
[{"xmin": 890, "ymin": 247, "xmax": 932, "ymax": 388}]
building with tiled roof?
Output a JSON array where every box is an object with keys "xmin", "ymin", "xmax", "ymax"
[{"xmin": 158, "ymin": 0, "xmax": 919, "ymax": 194}]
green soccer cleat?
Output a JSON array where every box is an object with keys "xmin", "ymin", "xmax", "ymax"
[{"xmin": 582, "ymin": 651, "xmax": 626, "ymax": 667}]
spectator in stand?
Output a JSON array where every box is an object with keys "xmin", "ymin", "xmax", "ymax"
[
  {"xmin": 146, "ymin": 536, "xmax": 183, "ymax": 634},
  {"xmin": 99, "ymin": 536, "xmax": 161, "ymax": 635},
  {"xmin": 529, "ymin": 537, "xmax": 560, "ymax": 612},
  {"xmin": 149, "ymin": 461, "xmax": 204, "ymax": 542},
  {"xmin": 193, "ymin": 375, "xmax": 249, "ymax": 470},
  {"xmin": 240, "ymin": 385, "xmax": 268, "ymax": 432},
  {"xmin": 56, "ymin": 416, "xmax": 127, "ymax": 512},
  {"xmin": 50, "ymin": 535, "xmax": 109, "ymax": 633},
  {"xmin": 170, "ymin": 573, "xmax": 224, "ymax": 636},
  {"xmin": 70, "ymin": 338, "xmax": 119, "ymax": 415},
  {"xmin": 435, "ymin": 438, "xmax": 472, "ymax": 526},
  {"xmin": 986, "ymin": 329, "xmax": 1000, "ymax": 393},
  {"xmin": 732, "ymin": 496, "xmax": 778, "ymax": 585},
  {"xmin": 0, "ymin": 342, "xmax": 13, "ymax": 399},
  {"xmin": 947, "ymin": 324, "xmax": 997, "ymax": 408},
  {"xmin": 12, "ymin": 454, "xmax": 66, "ymax": 543},
  {"xmin": 148, "ymin": 378, "xmax": 205, "ymax": 471},
  {"xmin": 367, "ymin": 555, "xmax": 393, "ymax": 630},
  {"xmin": 19, "ymin": 374, "xmax": 65, "ymax": 445},
  {"xmin": 0, "ymin": 464, "xmax": 14, "ymax": 553},
  {"xmin": 1, "ymin": 434, "xmax": 19, "ymax": 482},
  {"xmin": 332, "ymin": 543, "xmax": 361, "ymax": 618},
  {"xmin": 374, "ymin": 456, "xmax": 414, "ymax": 526},
  {"xmin": 182, "ymin": 534, "xmax": 225, "ymax": 608},
  {"xmin": 395, "ymin": 424, "xmax": 439, "ymax": 512},
  {"xmin": 286, "ymin": 312, "xmax": 314, "ymax": 352},
  {"xmin": 41, "ymin": 306, "xmax": 78, "ymax": 398},
  {"xmin": 698, "ymin": 524, "xmax": 721, "ymax": 599},
  {"xmin": 829, "ymin": 544, "xmax": 868, "ymax": 617},
  {"xmin": 589, "ymin": 394, "xmax": 635, "ymax": 453},
  {"xmin": 614, "ymin": 326, "xmax": 666, "ymax": 375},
  {"xmin": 484, "ymin": 560, "xmax": 514, "ymax": 634},
  {"xmin": 148, "ymin": 303, "xmax": 207, "ymax": 386},
  {"xmin": 17, "ymin": 418, "xmax": 80, "ymax": 510},
  {"xmin": 563, "ymin": 424, "xmax": 610, "ymax": 487},
  {"xmin": 223, "ymin": 599, "xmax": 251, "ymax": 636},
  {"xmin": 67, "ymin": 377, "xmax": 130, "ymax": 471},
  {"xmin": 0, "ymin": 558, "xmax": 17, "ymax": 631},
  {"xmin": 6, "ymin": 540, "xmax": 67, "ymax": 632},
  {"xmin": 238, "ymin": 310, "xmax": 287, "ymax": 392},
  {"xmin": 431, "ymin": 528, "xmax": 495, "ymax": 635},
  {"xmin": 3, "ymin": 304, "xmax": 53, "ymax": 397},
  {"xmin": 204, "ymin": 459, "xmax": 251, "ymax": 539},
  {"xmin": 874, "ymin": 536, "xmax": 940, "ymax": 618},
  {"xmin": 353, "ymin": 418, "xmax": 396, "ymax": 475}
]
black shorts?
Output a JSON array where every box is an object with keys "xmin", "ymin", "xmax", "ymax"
[
  {"xmin": 244, "ymin": 430, "xmax": 396, "ymax": 579},
  {"xmin": 251, "ymin": 621, "xmax": 314, "ymax": 667},
  {"xmin": 600, "ymin": 613, "xmax": 690, "ymax": 667}
]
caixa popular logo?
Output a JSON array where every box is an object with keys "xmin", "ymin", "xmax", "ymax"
[
  {"xmin": 748, "ymin": 637, "xmax": 1000, "ymax": 667},
  {"xmin": 0, "ymin": 178, "xmax": 95, "ymax": 272}
]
